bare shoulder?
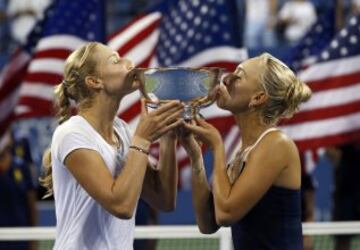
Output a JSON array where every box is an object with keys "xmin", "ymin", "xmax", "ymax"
[
  {"xmin": 249, "ymin": 130, "xmax": 298, "ymax": 167},
  {"xmin": 253, "ymin": 130, "xmax": 298, "ymax": 158}
]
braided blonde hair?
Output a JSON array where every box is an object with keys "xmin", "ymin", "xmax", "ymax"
[{"xmin": 39, "ymin": 42, "xmax": 101, "ymax": 198}]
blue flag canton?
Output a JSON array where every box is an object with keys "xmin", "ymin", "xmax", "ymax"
[
  {"xmin": 25, "ymin": 0, "xmax": 105, "ymax": 53},
  {"xmin": 156, "ymin": 0, "xmax": 241, "ymax": 66},
  {"xmin": 317, "ymin": 15, "xmax": 360, "ymax": 63},
  {"xmin": 286, "ymin": 8, "xmax": 335, "ymax": 71}
]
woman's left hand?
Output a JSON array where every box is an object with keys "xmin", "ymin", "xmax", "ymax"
[{"xmin": 183, "ymin": 115, "xmax": 222, "ymax": 150}]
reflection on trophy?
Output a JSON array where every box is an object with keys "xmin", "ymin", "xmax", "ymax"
[{"xmin": 135, "ymin": 67, "xmax": 224, "ymax": 120}]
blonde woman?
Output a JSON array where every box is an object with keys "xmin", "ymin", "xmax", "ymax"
[
  {"xmin": 40, "ymin": 42, "xmax": 184, "ymax": 250},
  {"xmin": 181, "ymin": 53, "xmax": 311, "ymax": 250}
]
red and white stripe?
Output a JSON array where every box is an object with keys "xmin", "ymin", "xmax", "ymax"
[
  {"xmin": 108, "ymin": 12, "xmax": 247, "ymax": 188},
  {"xmin": 15, "ymin": 35, "xmax": 87, "ymax": 119},
  {"xmin": 0, "ymin": 49, "xmax": 31, "ymax": 135},
  {"xmin": 280, "ymin": 54, "xmax": 360, "ymax": 151}
]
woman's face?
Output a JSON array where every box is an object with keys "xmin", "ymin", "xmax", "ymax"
[
  {"xmin": 94, "ymin": 44, "xmax": 135, "ymax": 97},
  {"xmin": 217, "ymin": 57, "xmax": 265, "ymax": 113}
]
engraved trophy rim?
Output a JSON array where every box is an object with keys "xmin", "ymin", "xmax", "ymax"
[
  {"xmin": 135, "ymin": 67, "xmax": 225, "ymax": 120},
  {"xmin": 136, "ymin": 67, "xmax": 224, "ymax": 102}
]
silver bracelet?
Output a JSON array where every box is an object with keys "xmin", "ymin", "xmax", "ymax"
[{"xmin": 129, "ymin": 145, "xmax": 149, "ymax": 155}]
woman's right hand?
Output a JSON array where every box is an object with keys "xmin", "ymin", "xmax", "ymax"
[
  {"xmin": 134, "ymin": 98, "xmax": 184, "ymax": 142},
  {"xmin": 178, "ymin": 124, "xmax": 203, "ymax": 162},
  {"xmin": 183, "ymin": 115, "xmax": 222, "ymax": 150}
]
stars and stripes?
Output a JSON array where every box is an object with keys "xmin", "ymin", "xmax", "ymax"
[
  {"xmin": 15, "ymin": 0, "xmax": 105, "ymax": 118},
  {"xmin": 2, "ymin": 0, "xmax": 358, "ymax": 190},
  {"xmin": 108, "ymin": 0, "xmax": 247, "ymax": 188},
  {"xmin": 284, "ymin": 6, "xmax": 336, "ymax": 71},
  {"xmin": 280, "ymin": 14, "xmax": 360, "ymax": 151}
]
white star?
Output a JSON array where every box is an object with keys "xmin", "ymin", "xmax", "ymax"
[
  {"xmin": 350, "ymin": 17, "xmax": 357, "ymax": 26},
  {"xmin": 201, "ymin": 5, "xmax": 209, "ymax": 15},
  {"xmin": 321, "ymin": 51, "xmax": 330, "ymax": 60},
  {"xmin": 170, "ymin": 46, "xmax": 177, "ymax": 54},
  {"xmin": 340, "ymin": 29, "xmax": 348, "ymax": 37},
  {"xmin": 204, "ymin": 36, "xmax": 212, "ymax": 44},
  {"xmin": 187, "ymin": 29, "xmax": 194, "ymax": 37},
  {"xmin": 180, "ymin": 2, "xmax": 188, "ymax": 12},
  {"xmin": 192, "ymin": 0, "xmax": 200, "ymax": 7},
  {"xmin": 340, "ymin": 47, "xmax": 348, "ymax": 56},
  {"xmin": 195, "ymin": 33, "xmax": 202, "ymax": 40},
  {"xmin": 169, "ymin": 28, "xmax": 176, "ymax": 36},
  {"xmin": 188, "ymin": 46, "xmax": 195, "ymax": 53},
  {"xmin": 350, "ymin": 35, "xmax": 358, "ymax": 44},
  {"xmin": 180, "ymin": 23, "xmax": 188, "ymax": 31},
  {"xmin": 165, "ymin": 58, "xmax": 171, "ymax": 65},
  {"xmin": 175, "ymin": 34, "xmax": 182, "ymax": 43},
  {"xmin": 174, "ymin": 16, "xmax": 181, "ymax": 25},
  {"xmin": 186, "ymin": 11, "xmax": 194, "ymax": 20},
  {"xmin": 87, "ymin": 32, "xmax": 95, "ymax": 40},
  {"xmin": 159, "ymin": 50, "xmax": 166, "ymax": 59},
  {"xmin": 194, "ymin": 17, "xmax": 201, "ymax": 26},
  {"xmin": 331, "ymin": 40, "xmax": 339, "ymax": 48}
]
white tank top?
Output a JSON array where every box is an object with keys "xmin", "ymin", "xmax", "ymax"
[
  {"xmin": 227, "ymin": 128, "xmax": 278, "ymax": 184},
  {"xmin": 51, "ymin": 115, "xmax": 135, "ymax": 250}
]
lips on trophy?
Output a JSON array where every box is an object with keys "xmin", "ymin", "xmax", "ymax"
[{"xmin": 136, "ymin": 67, "xmax": 224, "ymax": 120}]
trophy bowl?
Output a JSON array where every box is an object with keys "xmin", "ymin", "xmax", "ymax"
[{"xmin": 136, "ymin": 67, "xmax": 224, "ymax": 120}]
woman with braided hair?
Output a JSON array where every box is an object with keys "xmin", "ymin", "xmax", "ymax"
[
  {"xmin": 40, "ymin": 42, "xmax": 184, "ymax": 250},
  {"xmin": 180, "ymin": 53, "xmax": 312, "ymax": 249}
]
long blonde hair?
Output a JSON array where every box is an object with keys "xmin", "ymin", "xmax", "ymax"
[
  {"xmin": 258, "ymin": 53, "xmax": 312, "ymax": 125},
  {"xmin": 39, "ymin": 42, "xmax": 101, "ymax": 198}
]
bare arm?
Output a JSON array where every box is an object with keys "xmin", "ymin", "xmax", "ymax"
[
  {"xmin": 211, "ymin": 132, "xmax": 294, "ymax": 225},
  {"xmin": 65, "ymin": 100, "xmax": 184, "ymax": 219},
  {"xmin": 184, "ymin": 118, "xmax": 295, "ymax": 226},
  {"xmin": 180, "ymin": 134, "xmax": 219, "ymax": 234},
  {"xmin": 66, "ymin": 136, "xmax": 151, "ymax": 219},
  {"xmin": 141, "ymin": 133, "xmax": 178, "ymax": 211},
  {"xmin": 191, "ymin": 157, "xmax": 219, "ymax": 233}
]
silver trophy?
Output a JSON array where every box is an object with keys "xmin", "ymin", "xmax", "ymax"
[{"xmin": 135, "ymin": 67, "xmax": 223, "ymax": 120}]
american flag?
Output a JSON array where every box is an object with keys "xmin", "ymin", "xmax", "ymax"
[
  {"xmin": 281, "ymin": 5, "xmax": 336, "ymax": 172},
  {"xmin": 14, "ymin": 0, "xmax": 106, "ymax": 119},
  {"xmin": 280, "ymin": 14, "xmax": 360, "ymax": 153},
  {"xmin": 108, "ymin": 0, "xmax": 247, "ymax": 189},
  {"xmin": 284, "ymin": 6, "xmax": 336, "ymax": 71},
  {"xmin": 0, "ymin": 0, "xmax": 105, "ymax": 172}
]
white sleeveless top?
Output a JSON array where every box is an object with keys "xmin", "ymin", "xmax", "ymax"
[
  {"xmin": 51, "ymin": 115, "xmax": 135, "ymax": 250},
  {"xmin": 227, "ymin": 128, "xmax": 278, "ymax": 184}
]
